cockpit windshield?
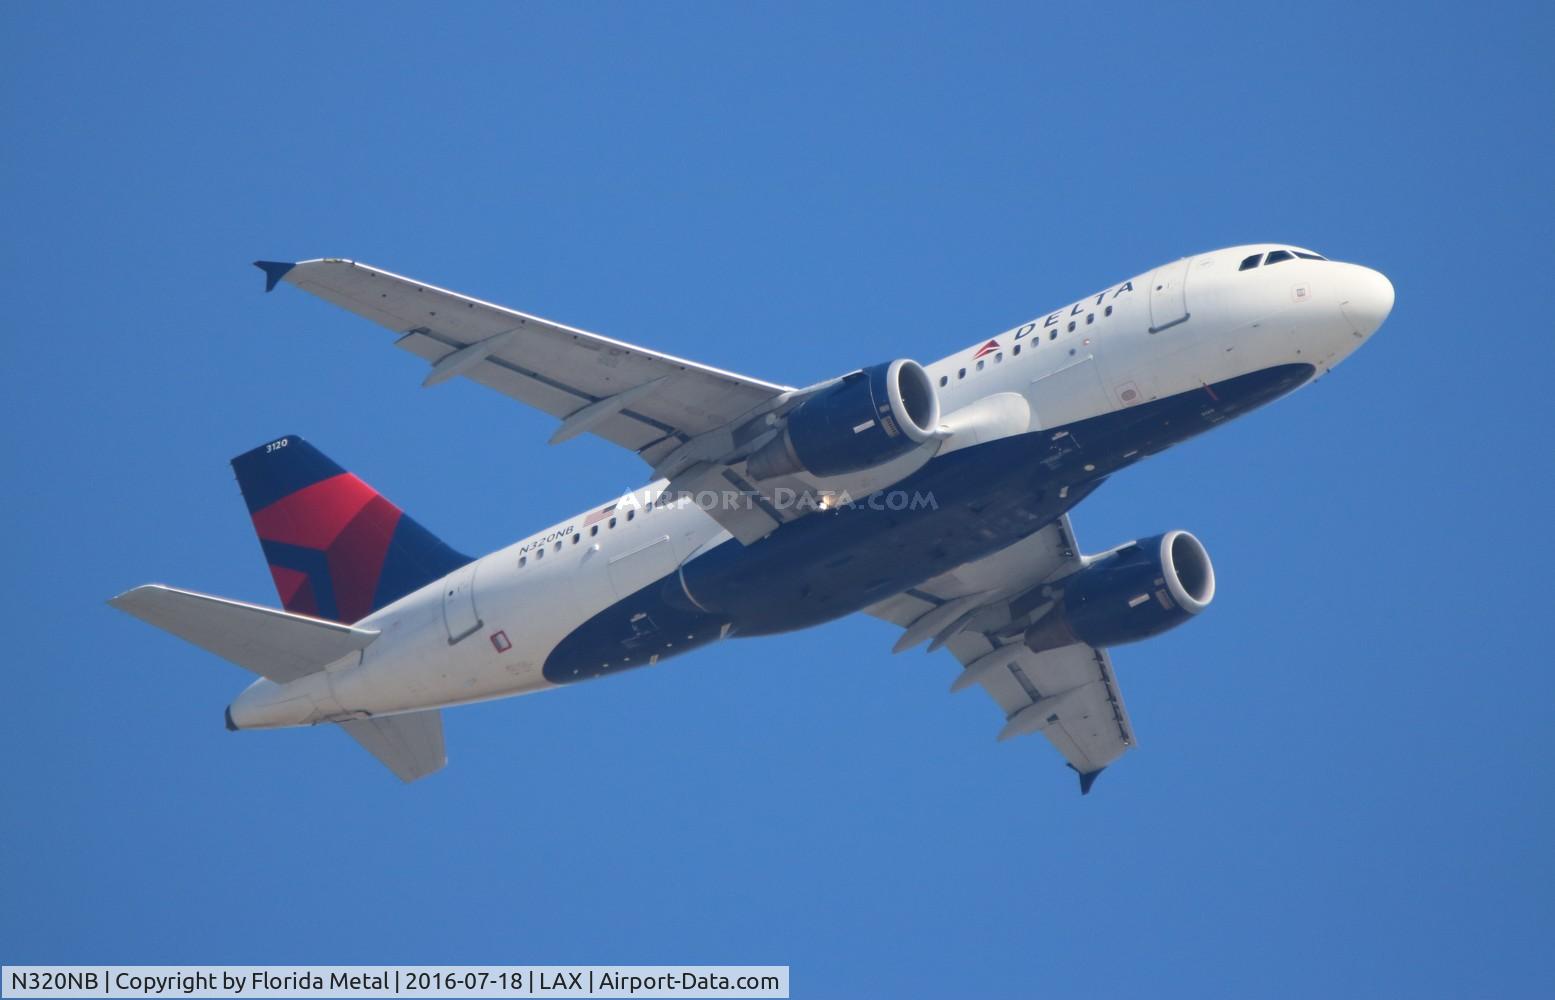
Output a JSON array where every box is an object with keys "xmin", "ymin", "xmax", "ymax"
[{"xmin": 1239, "ymin": 247, "xmax": 1327, "ymax": 271}]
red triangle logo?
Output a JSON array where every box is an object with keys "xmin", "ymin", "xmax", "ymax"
[{"xmin": 973, "ymin": 339, "xmax": 1000, "ymax": 359}]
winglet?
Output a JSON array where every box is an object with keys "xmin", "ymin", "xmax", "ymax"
[
  {"xmin": 253, "ymin": 260, "xmax": 296, "ymax": 293},
  {"xmin": 1069, "ymin": 763, "xmax": 1105, "ymax": 795}
]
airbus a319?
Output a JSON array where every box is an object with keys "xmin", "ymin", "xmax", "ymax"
[{"xmin": 112, "ymin": 246, "xmax": 1393, "ymax": 792}]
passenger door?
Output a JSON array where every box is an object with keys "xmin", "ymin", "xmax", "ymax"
[{"xmin": 1148, "ymin": 257, "xmax": 1192, "ymax": 333}]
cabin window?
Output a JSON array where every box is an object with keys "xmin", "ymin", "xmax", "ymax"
[
  {"xmin": 939, "ymin": 375, "xmax": 948, "ymax": 387},
  {"xmin": 1085, "ymin": 314, "xmax": 1094, "ymax": 325},
  {"xmin": 1265, "ymin": 250, "xmax": 1294, "ymax": 265},
  {"xmin": 519, "ymin": 555, "xmax": 527, "ymax": 567},
  {"xmin": 976, "ymin": 359, "xmax": 985, "ymax": 371},
  {"xmin": 1067, "ymin": 320, "xmax": 1076, "ymax": 332},
  {"xmin": 626, "ymin": 510, "xmax": 635, "ymax": 521},
  {"xmin": 1012, "ymin": 344, "xmax": 1022, "ymax": 356},
  {"xmin": 994, "ymin": 351, "xmax": 1003, "ymax": 362},
  {"xmin": 609, "ymin": 517, "xmax": 617, "ymax": 528},
  {"xmin": 958, "ymin": 367, "xmax": 966, "ymax": 379},
  {"xmin": 590, "ymin": 525, "xmax": 599, "ymax": 537},
  {"xmin": 535, "ymin": 548, "xmax": 543, "ymax": 560},
  {"xmin": 553, "ymin": 540, "xmax": 562, "ymax": 552},
  {"xmin": 572, "ymin": 534, "xmax": 581, "ymax": 545},
  {"xmin": 1239, "ymin": 253, "xmax": 1262, "ymax": 271},
  {"xmin": 1049, "ymin": 329, "xmax": 1057, "ymax": 340}
]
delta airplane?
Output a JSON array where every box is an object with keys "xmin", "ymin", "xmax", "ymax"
[{"xmin": 111, "ymin": 246, "xmax": 1393, "ymax": 792}]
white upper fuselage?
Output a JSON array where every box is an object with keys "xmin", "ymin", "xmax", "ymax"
[{"xmin": 229, "ymin": 245, "xmax": 1393, "ymax": 730}]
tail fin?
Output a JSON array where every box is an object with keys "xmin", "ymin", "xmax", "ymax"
[{"xmin": 231, "ymin": 435, "xmax": 470, "ymax": 624}]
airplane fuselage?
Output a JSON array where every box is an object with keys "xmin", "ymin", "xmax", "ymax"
[{"xmin": 228, "ymin": 244, "xmax": 1392, "ymax": 731}]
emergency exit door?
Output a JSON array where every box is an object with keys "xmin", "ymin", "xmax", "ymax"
[{"xmin": 1148, "ymin": 257, "xmax": 1192, "ymax": 333}]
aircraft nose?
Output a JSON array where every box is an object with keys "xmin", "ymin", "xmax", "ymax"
[{"xmin": 1339, "ymin": 265, "xmax": 1394, "ymax": 336}]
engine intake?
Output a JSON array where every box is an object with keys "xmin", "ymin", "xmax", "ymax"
[
  {"xmin": 1025, "ymin": 530, "xmax": 1215, "ymax": 652},
  {"xmin": 746, "ymin": 359, "xmax": 940, "ymax": 480}
]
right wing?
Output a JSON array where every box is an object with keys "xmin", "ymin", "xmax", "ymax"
[
  {"xmin": 341, "ymin": 711, "xmax": 446, "ymax": 783},
  {"xmin": 258, "ymin": 259, "xmax": 793, "ymax": 463},
  {"xmin": 866, "ymin": 514, "xmax": 1136, "ymax": 793},
  {"xmin": 258, "ymin": 258, "xmax": 825, "ymax": 543}
]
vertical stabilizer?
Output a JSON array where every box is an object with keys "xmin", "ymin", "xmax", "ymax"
[{"xmin": 231, "ymin": 435, "xmax": 470, "ymax": 624}]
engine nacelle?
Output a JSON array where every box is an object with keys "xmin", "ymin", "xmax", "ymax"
[
  {"xmin": 1024, "ymin": 530, "xmax": 1216, "ymax": 652},
  {"xmin": 746, "ymin": 359, "xmax": 940, "ymax": 480}
]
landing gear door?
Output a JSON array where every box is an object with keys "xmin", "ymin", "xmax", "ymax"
[
  {"xmin": 442, "ymin": 561, "xmax": 482, "ymax": 644},
  {"xmin": 1148, "ymin": 257, "xmax": 1192, "ymax": 333}
]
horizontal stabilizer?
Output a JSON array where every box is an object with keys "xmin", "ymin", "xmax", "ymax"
[
  {"xmin": 341, "ymin": 711, "xmax": 445, "ymax": 782},
  {"xmin": 109, "ymin": 584, "xmax": 378, "ymax": 684}
]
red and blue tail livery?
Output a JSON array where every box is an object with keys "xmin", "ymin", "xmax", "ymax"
[{"xmin": 230, "ymin": 435, "xmax": 470, "ymax": 624}]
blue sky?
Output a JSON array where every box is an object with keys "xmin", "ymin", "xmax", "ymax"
[{"xmin": 2, "ymin": 3, "xmax": 1552, "ymax": 996}]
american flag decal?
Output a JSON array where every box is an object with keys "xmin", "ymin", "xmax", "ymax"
[{"xmin": 584, "ymin": 503, "xmax": 617, "ymax": 527}]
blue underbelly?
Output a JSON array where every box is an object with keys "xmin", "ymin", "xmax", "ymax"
[{"xmin": 542, "ymin": 363, "xmax": 1313, "ymax": 683}]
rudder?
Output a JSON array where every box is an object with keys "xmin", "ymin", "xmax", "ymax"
[{"xmin": 231, "ymin": 435, "xmax": 470, "ymax": 624}]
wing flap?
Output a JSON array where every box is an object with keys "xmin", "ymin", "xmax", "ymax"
[
  {"xmin": 393, "ymin": 327, "xmax": 674, "ymax": 452},
  {"xmin": 109, "ymin": 584, "xmax": 378, "ymax": 684},
  {"xmin": 340, "ymin": 710, "xmax": 446, "ymax": 783}
]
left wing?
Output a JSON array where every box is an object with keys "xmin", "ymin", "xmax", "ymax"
[{"xmin": 866, "ymin": 514, "xmax": 1136, "ymax": 793}]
